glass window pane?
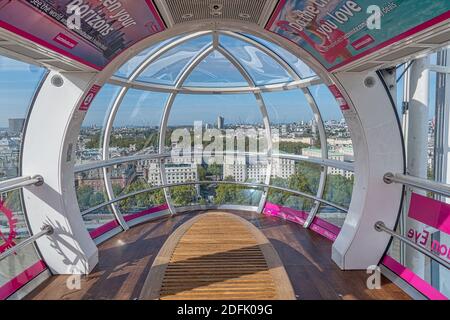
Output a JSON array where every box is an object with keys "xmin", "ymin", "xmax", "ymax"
[
  {"xmin": 136, "ymin": 35, "xmax": 212, "ymax": 85},
  {"xmin": 220, "ymin": 35, "xmax": 292, "ymax": 86},
  {"xmin": 184, "ymin": 51, "xmax": 248, "ymax": 87},
  {"xmin": 310, "ymin": 85, "xmax": 354, "ymax": 158},
  {"xmin": 0, "ymin": 190, "xmax": 41, "ymax": 287},
  {"xmin": 0, "ymin": 56, "xmax": 46, "ymax": 180},
  {"xmin": 263, "ymin": 90, "xmax": 322, "ymax": 155},
  {"xmin": 244, "ymin": 34, "xmax": 316, "ymax": 79},
  {"xmin": 109, "ymin": 90, "xmax": 168, "ymax": 158},
  {"xmin": 114, "ymin": 37, "xmax": 178, "ymax": 79},
  {"xmin": 77, "ymin": 85, "xmax": 122, "ymax": 165}
]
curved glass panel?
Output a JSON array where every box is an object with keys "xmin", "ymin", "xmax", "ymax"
[
  {"xmin": 310, "ymin": 85, "xmax": 354, "ymax": 158},
  {"xmin": 136, "ymin": 35, "xmax": 212, "ymax": 85},
  {"xmin": 0, "ymin": 190, "xmax": 41, "ymax": 287},
  {"xmin": 114, "ymin": 37, "xmax": 178, "ymax": 79},
  {"xmin": 244, "ymin": 34, "xmax": 317, "ymax": 79},
  {"xmin": 77, "ymin": 84, "xmax": 122, "ymax": 165},
  {"xmin": 75, "ymin": 168, "xmax": 116, "ymax": 231},
  {"xmin": 263, "ymin": 90, "xmax": 322, "ymax": 155},
  {"xmin": 220, "ymin": 35, "xmax": 292, "ymax": 86},
  {"xmin": 109, "ymin": 90, "xmax": 168, "ymax": 158},
  {"xmin": 183, "ymin": 51, "xmax": 248, "ymax": 88},
  {"xmin": 0, "ymin": 56, "xmax": 46, "ymax": 180}
]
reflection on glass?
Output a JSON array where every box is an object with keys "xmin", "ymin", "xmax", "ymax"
[
  {"xmin": 243, "ymin": 34, "xmax": 317, "ymax": 79},
  {"xmin": 264, "ymin": 90, "xmax": 322, "ymax": 155},
  {"xmin": 0, "ymin": 190, "xmax": 41, "ymax": 287},
  {"xmin": 136, "ymin": 35, "xmax": 212, "ymax": 85},
  {"xmin": 221, "ymin": 35, "xmax": 292, "ymax": 86},
  {"xmin": 109, "ymin": 89, "xmax": 168, "ymax": 157},
  {"xmin": 77, "ymin": 85, "xmax": 122, "ymax": 165},
  {"xmin": 184, "ymin": 51, "xmax": 248, "ymax": 87},
  {"xmin": 0, "ymin": 56, "xmax": 46, "ymax": 181}
]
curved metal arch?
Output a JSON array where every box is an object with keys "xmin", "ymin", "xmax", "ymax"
[
  {"xmin": 100, "ymin": 31, "xmax": 213, "ymax": 229},
  {"xmin": 216, "ymin": 45, "xmax": 273, "ymax": 214},
  {"xmin": 158, "ymin": 45, "xmax": 215, "ymax": 214},
  {"xmin": 223, "ymin": 31, "xmax": 330, "ymax": 228}
]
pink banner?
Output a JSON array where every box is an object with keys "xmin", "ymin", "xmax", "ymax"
[
  {"xmin": 382, "ymin": 256, "xmax": 448, "ymax": 300},
  {"xmin": 0, "ymin": 0, "xmax": 165, "ymax": 70},
  {"xmin": 409, "ymin": 193, "xmax": 450, "ymax": 235},
  {"xmin": 0, "ymin": 261, "xmax": 47, "ymax": 300},
  {"xmin": 263, "ymin": 202, "xmax": 341, "ymax": 241}
]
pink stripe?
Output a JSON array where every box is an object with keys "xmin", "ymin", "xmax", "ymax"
[
  {"xmin": 89, "ymin": 220, "xmax": 120, "ymax": 240},
  {"xmin": 382, "ymin": 255, "xmax": 448, "ymax": 300},
  {"xmin": 265, "ymin": 0, "xmax": 287, "ymax": 29},
  {"xmin": 328, "ymin": 10, "xmax": 450, "ymax": 72},
  {"xmin": 0, "ymin": 261, "xmax": 47, "ymax": 300},
  {"xmin": 124, "ymin": 204, "xmax": 169, "ymax": 222},
  {"xmin": 408, "ymin": 193, "xmax": 450, "ymax": 235},
  {"xmin": 0, "ymin": 21, "xmax": 102, "ymax": 71},
  {"xmin": 263, "ymin": 202, "xmax": 341, "ymax": 241},
  {"xmin": 144, "ymin": 0, "xmax": 166, "ymax": 30}
]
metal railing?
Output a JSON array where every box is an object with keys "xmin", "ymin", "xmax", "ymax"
[
  {"xmin": 0, "ymin": 175, "xmax": 44, "ymax": 194},
  {"xmin": 75, "ymin": 152, "xmax": 355, "ymax": 174},
  {"xmin": 375, "ymin": 221, "xmax": 450, "ymax": 270},
  {"xmin": 0, "ymin": 225, "xmax": 54, "ymax": 262},
  {"xmin": 384, "ymin": 172, "xmax": 450, "ymax": 198},
  {"xmin": 80, "ymin": 180, "xmax": 349, "ymax": 216}
]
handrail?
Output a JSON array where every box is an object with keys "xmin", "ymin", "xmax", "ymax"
[
  {"xmin": 74, "ymin": 153, "xmax": 171, "ymax": 173},
  {"xmin": 74, "ymin": 151, "xmax": 354, "ymax": 173},
  {"xmin": 108, "ymin": 75, "xmax": 322, "ymax": 95},
  {"xmin": 375, "ymin": 221, "xmax": 450, "ymax": 270},
  {"xmin": 81, "ymin": 180, "xmax": 348, "ymax": 216},
  {"xmin": 0, "ymin": 175, "xmax": 44, "ymax": 194},
  {"xmin": 384, "ymin": 172, "xmax": 450, "ymax": 198},
  {"xmin": 0, "ymin": 225, "xmax": 54, "ymax": 262}
]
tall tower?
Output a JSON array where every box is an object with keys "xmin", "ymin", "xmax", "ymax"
[{"xmin": 217, "ymin": 116, "xmax": 224, "ymax": 130}]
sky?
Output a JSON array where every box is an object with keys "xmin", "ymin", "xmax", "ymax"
[{"xmin": 0, "ymin": 36, "xmax": 439, "ymax": 128}]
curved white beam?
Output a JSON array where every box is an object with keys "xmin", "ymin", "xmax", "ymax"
[{"xmin": 158, "ymin": 45, "xmax": 215, "ymax": 214}]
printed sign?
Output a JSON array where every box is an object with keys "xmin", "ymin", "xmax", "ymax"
[
  {"xmin": 266, "ymin": 0, "xmax": 450, "ymax": 71},
  {"xmin": 0, "ymin": 0, "xmax": 165, "ymax": 70},
  {"xmin": 407, "ymin": 193, "xmax": 450, "ymax": 261},
  {"xmin": 79, "ymin": 84, "xmax": 101, "ymax": 111},
  {"xmin": 328, "ymin": 84, "xmax": 350, "ymax": 111}
]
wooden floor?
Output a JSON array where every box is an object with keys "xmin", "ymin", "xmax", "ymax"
[
  {"xmin": 140, "ymin": 212, "xmax": 295, "ymax": 300},
  {"xmin": 26, "ymin": 211, "xmax": 411, "ymax": 300}
]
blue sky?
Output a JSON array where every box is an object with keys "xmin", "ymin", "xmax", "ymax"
[{"xmin": 0, "ymin": 39, "xmax": 438, "ymax": 128}]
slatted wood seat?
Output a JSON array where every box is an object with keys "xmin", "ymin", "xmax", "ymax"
[{"xmin": 140, "ymin": 212, "xmax": 295, "ymax": 300}]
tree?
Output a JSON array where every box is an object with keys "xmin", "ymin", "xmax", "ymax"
[{"xmin": 170, "ymin": 185, "xmax": 197, "ymax": 207}]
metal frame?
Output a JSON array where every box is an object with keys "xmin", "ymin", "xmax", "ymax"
[
  {"xmin": 74, "ymin": 152, "xmax": 354, "ymax": 173},
  {"xmin": 222, "ymin": 32, "xmax": 329, "ymax": 227},
  {"xmin": 0, "ymin": 175, "xmax": 44, "ymax": 194},
  {"xmin": 158, "ymin": 44, "xmax": 215, "ymax": 214},
  {"xmin": 215, "ymin": 42, "xmax": 273, "ymax": 214},
  {"xmin": 80, "ymin": 180, "xmax": 348, "ymax": 217},
  {"xmin": 375, "ymin": 221, "xmax": 450, "ymax": 270},
  {"xmin": 0, "ymin": 224, "xmax": 53, "ymax": 262},
  {"xmin": 384, "ymin": 172, "xmax": 450, "ymax": 198},
  {"xmin": 83, "ymin": 29, "xmax": 352, "ymax": 233},
  {"xmin": 100, "ymin": 32, "xmax": 213, "ymax": 224}
]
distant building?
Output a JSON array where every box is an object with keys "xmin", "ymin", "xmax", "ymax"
[
  {"xmin": 8, "ymin": 118, "xmax": 25, "ymax": 134},
  {"xmin": 217, "ymin": 116, "xmax": 224, "ymax": 130},
  {"xmin": 302, "ymin": 147, "xmax": 354, "ymax": 179},
  {"xmin": 223, "ymin": 156, "xmax": 295, "ymax": 182}
]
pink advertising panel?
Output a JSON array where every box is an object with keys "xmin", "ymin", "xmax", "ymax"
[
  {"xmin": 406, "ymin": 193, "xmax": 450, "ymax": 262},
  {"xmin": 266, "ymin": 0, "xmax": 450, "ymax": 71},
  {"xmin": 0, "ymin": 0, "xmax": 165, "ymax": 70},
  {"xmin": 79, "ymin": 84, "xmax": 101, "ymax": 111}
]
